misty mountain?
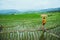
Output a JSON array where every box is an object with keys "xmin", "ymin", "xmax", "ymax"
[
  {"xmin": 0, "ymin": 9, "xmax": 20, "ymax": 14},
  {"xmin": 0, "ymin": 7, "xmax": 60, "ymax": 14},
  {"xmin": 40, "ymin": 8, "xmax": 60, "ymax": 12}
]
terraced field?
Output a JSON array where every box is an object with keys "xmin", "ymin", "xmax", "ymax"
[{"xmin": 0, "ymin": 12, "xmax": 60, "ymax": 40}]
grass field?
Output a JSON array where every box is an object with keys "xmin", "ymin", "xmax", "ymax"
[
  {"xmin": 0, "ymin": 12, "xmax": 60, "ymax": 40},
  {"xmin": 0, "ymin": 12, "xmax": 59, "ymax": 28}
]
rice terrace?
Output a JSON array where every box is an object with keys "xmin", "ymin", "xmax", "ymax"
[
  {"xmin": 0, "ymin": 0, "xmax": 60, "ymax": 40},
  {"xmin": 0, "ymin": 11, "xmax": 60, "ymax": 40}
]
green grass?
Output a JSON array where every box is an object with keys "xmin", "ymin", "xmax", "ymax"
[
  {"xmin": 0, "ymin": 12, "xmax": 59, "ymax": 28},
  {"xmin": 0, "ymin": 13, "xmax": 40, "ymax": 20},
  {"xmin": 0, "ymin": 12, "xmax": 60, "ymax": 40},
  {"xmin": 0, "ymin": 12, "xmax": 60, "ymax": 31}
]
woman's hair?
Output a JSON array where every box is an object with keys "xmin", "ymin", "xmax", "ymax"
[{"xmin": 43, "ymin": 17, "xmax": 45, "ymax": 19}]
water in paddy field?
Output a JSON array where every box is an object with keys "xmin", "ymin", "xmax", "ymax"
[
  {"xmin": 0, "ymin": 20, "xmax": 41, "ymax": 31},
  {"xmin": 0, "ymin": 21, "xmax": 42, "ymax": 40},
  {"xmin": 0, "ymin": 20, "xmax": 60, "ymax": 40},
  {"xmin": 0, "ymin": 27, "xmax": 60, "ymax": 40}
]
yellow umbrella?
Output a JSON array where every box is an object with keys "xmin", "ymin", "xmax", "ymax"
[{"xmin": 41, "ymin": 14, "xmax": 48, "ymax": 17}]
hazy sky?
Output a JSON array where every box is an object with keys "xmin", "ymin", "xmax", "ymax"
[{"xmin": 0, "ymin": 0, "xmax": 60, "ymax": 11}]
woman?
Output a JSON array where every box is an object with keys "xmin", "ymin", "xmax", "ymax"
[
  {"xmin": 42, "ymin": 17, "xmax": 46, "ymax": 26},
  {"xmin": 42, "ymin": 17, "xmax": 46, "ymax": 31}
]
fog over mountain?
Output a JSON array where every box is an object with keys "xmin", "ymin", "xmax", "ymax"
[{"xmin": 0, "ymin": 7, "xmax": 60, "ymax": 14}]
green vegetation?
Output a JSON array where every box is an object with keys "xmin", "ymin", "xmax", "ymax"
[{"xmin": 0, "ymin": 12, "xmax": 60, "ymax": 40}]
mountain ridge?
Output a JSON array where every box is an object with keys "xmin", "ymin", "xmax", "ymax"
[{"xmin": 0, "ymin": 7, "xmax": 60, "ymax": 14}]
